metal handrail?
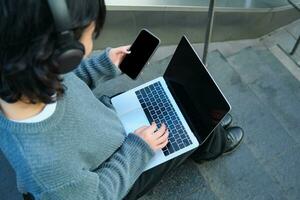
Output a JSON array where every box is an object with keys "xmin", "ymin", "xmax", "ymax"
[
  {"xmin": 287, "ymin": 0, "xmax": 300, "ymax": 55},
  {"xmin": 290, "ymin": 36, "xmax": 300, "ymax": 55},
  {"xmin": 202, "ymin": 0, "xmax": 215, "ymax": 65},
  {"xmin": 287, "ymin": 0, "xmax": 300, "ymax": 11}
]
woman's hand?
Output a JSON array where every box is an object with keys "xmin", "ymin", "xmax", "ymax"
[
  {"xmin": 134, "ymin": 123, "xmax": 169, "ymax": 151},
  {"xmin": 108, "ymin": 45, "xmax": 131, "ymax": 67}
]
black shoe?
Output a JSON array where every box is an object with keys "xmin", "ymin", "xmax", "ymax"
[
  {"xmin": 220, "ymin": 113, "xmax": 233, "ymax": 129},
  {"xmin": 223, "ymin": 126, "xmax": 244, "ymax": 154}
]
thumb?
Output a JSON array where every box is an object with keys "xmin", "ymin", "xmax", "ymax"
[{"xmin": 122, "ymin": 45, "xmax": 131, "ymax": 54}]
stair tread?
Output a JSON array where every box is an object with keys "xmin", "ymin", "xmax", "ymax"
[
  {"xmin": 228, "ymin": 47, "xmax": 300, "ymax": 144},
  {"xmin": 194, "ymin": 50, "xmax": 291, "ymax": 200},
  {"xmin": 224, "ymin": 48, "xmax": 300, "ymax": 198}
]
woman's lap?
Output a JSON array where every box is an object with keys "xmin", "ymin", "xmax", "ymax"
[
  {"xmin": 124, "ymin": 125, "xmax": 226, "ymax": 200},
  {"xmin": 124, "ymin": 149, "xmax": 195, "ymax": 200}
]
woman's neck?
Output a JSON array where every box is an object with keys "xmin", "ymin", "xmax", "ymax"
[{"xmin": 0, "ymin": 99, "xmax": 46, "ymax": 121}]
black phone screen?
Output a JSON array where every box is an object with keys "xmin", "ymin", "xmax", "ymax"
[{"xmin": 119, "ymin": 29, "xmax": 160, "ymax": 79}]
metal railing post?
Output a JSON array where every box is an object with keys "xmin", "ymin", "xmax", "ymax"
[
  {"xmin": 203, "ymin": 0, "xmax": 216, "ymax": 65},
  {"xmin": 287, "ymin": 0, "xmax": 300, "ymax": 12},
  {"xmin": 287, "ymin": 0, "xmax": 300, "ymax": 55}
]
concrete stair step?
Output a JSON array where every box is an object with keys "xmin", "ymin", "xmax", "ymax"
[
  {"xmin": 227, "ymin": 47, "xmax": 300, "ymax": 144},
  {"xmin": 195, "ymin": 50, "xmax": 291, "ymax": 200},
  {"xmin": 268, "ymin": 45, "xmax": 300, "ymax": 82},
  {"xmin": 226, "ymin": 48, "xmax": 300, "ymax": 199},
  {"xmin": 261, "ymin": 27, "xmax": 300, "ymax": 66},
  {"xmin": 279, "ymin": 43, "xmax": 300, "ymax": 67}
]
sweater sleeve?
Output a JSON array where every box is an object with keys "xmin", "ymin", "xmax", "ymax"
[
  {"xmin": 40, "ymin": 134, "xmax": 155, "ymax": 200},
  {"xmin": 73, "ymin": 48, "xmax": 122, "ymax": 89}
]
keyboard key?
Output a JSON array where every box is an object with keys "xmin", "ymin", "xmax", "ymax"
[
  {"xmin": 140, "ymin": 89, "xmax": 146, "ymax": 96},
  {"xmin": 145, "ymin": 87, "xmax": 150, "ymax": 93},
  {"xmin": 166, "ymin": 106, "xmax": 171, "ymax": 111},
  {"xmin": 173, "ymin": 143, "xmax": 180, "ymax": 151},
  {"xmin": 150, "ymin": 110, "xmax": 156, "ymax": 115},
  {"xmin": 173, "ymin": 133, "xmax": 180, "ymax": 140},
  {"xmin": 179, "ymin": 143, "xmax": 185, "ymax": 148},
  {"xmin": 169, "ymin": 137, "xmax": 175, "ymax": 143},
  {"xmin": 149, "ymin": 85, "xmax": 155, "ymax": 90},
  {"xmin": 167, "ymin": 144, "xmax": 175, "ymax": 153},
  {"xmin": 183, "ymin": 139, "xmax": 190, "ymax": 146},
  {"xmin": 143, "ymin": 109, "xmax": 152, "ymax": 123},
  {"xmin": 177, "ymin": 138, "xmax": 183, "ymax": 144},
  {"xmin": 163, "ymin": 148, "xmax": 170, "ymax": 156}
]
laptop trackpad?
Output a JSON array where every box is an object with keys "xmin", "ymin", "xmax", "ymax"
[{"xmin": 119, "ymin": 108, "xmax": 150, "ymax": 134}]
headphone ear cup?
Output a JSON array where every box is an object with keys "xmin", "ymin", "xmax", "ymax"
[{"xmin": 52, "ymin": 37, "xmax": 85, "ymax": 74}]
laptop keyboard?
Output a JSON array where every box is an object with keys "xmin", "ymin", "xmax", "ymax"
[{"xmin": 135, "ymin": 82, "xmax": 193, "ymax": 156}]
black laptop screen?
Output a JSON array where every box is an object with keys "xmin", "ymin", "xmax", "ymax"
[{"xmin": 163, "ymin": 36, "xmax": 230, "ymax": 144}]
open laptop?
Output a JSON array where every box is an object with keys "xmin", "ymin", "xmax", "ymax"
[{"xmin": 111, "ymin": 36, "xmax": 231, "ymax": 171}]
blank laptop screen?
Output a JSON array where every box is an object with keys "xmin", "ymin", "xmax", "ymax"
[{"xmin": 163, "ymin": 36, "xmax": 230, "ymax": 144}]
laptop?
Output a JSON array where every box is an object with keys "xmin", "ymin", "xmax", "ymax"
[{"xmin": 111, "ymin": 36, "xmax": 231, "ymax": 171}]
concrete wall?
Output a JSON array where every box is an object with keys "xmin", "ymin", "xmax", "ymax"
[{"xmin": 94, "ymin": 7, "xmax": 300, "ymax": 49}]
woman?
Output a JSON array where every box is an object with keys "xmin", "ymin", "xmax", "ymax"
[{"xmin": 0, "ymin": 0, "xmax": 243, "ymax": 199}]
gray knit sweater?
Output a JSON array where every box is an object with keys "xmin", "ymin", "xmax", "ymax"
[{"xmin": 0, "ymin": 49, "xmax": 155, "ymax": 200}]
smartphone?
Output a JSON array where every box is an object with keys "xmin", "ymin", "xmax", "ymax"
[{"xmin": 119, "ymin": 29, "xmax": 160, "ymax": 79}]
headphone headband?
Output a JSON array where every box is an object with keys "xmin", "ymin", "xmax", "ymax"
[{"xmin": 47, "ymin": 0, "xmax": 72, "ymax": 32}]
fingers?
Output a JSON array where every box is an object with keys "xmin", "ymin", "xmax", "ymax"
[
  {"xmin": 156, "ymin": 138, "xmax": 169, "ymax": 149},
  {"xmin": 122, "ymin": 45, "xmax": 131, "ymax": 53},
  {"xmin": 152, "ymin": 123, "xmax": 167, "ymax": 139},
  {"xmin": 153, "ymin": 123, "xmax": 169, "ymax": 150},
  {"xmin": 118, "ymin": 45, "xmax": 131, "ymax": 54},
  {"xmin": 146, "ymin": 122, "xmax": 158, "ymax": 134},
  {"xmin": 133, "ymin": 122, "xmax": 169, "ymax": 151},
  {"xmin": 156, "ymin": 129, "xmax": 169, "ymax": 145}
]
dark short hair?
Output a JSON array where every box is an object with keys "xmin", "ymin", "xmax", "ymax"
[{"xmin": 0, "ymin": 0, "xmax": 106, "ymax": 104}]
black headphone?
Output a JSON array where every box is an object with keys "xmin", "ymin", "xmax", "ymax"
[{"xmin": 47, "ymin": 0, "xmax": 85, "ymax": 74}]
